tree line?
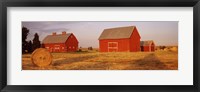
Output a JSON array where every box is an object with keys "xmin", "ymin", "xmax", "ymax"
[{"xmin": 22, "ymin": 27, "xmax": 41, "ymax": 54}]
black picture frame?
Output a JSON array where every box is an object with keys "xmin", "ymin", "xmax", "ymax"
[{"xmin": 0, "ymin": 0, "xmax": 200, "ymax": 92}]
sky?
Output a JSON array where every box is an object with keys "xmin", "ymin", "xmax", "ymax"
[{"xmin": 22, "ymin": 21, "xmax": 178, "ymax": 48}]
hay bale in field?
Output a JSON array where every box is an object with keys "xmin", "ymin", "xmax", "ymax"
[
  {"xmin": 156, "ymin": 46, "xmax": 166, "ymax": 51},
  {"xmin": 170, "ymin": 47, "xmax": 178, "ymax": 52},
  {"xmin": 164, "ymin": 48, "xmax": 170, "ymax": 51},
  {"xmin": 155, "ymin": 47, "xmax": 162, "ymax": 51},
  {"xmin": 31, "ymin": 48, "xmax": 52, "ymax": 67}
]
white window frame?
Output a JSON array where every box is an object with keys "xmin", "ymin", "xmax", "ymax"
[
  {"xmin": 54, "ymin": 47, "xmax": 60, "ymax": 49},
  {"xmin": 108, "ymin": 42, "xmax": 118, "ymax": 52}
]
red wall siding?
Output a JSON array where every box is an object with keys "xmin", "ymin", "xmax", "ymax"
[
  {"xmin": 141, "ymin": 45, "xmax": 155, "ymax": 52},
  {"xmin": 129, "ymin": 28, "xmax": 141, "ymax": 52},
  {"xmin": 42, "ymin": 33, "xmax": 78, "ymax": 52},
  {"xmin": 141, "ymin": 46, "xmax": 150, "ymax": 52},
  {"xmin": 99, "ymin": 28, "xmax": 141, "ymax": 52},
  {"xmin": 42, "ymin": 43, "xmax": 66, "ymax": 52},
  {"xmin": 65, "ymin": 34, "xmax": 79, "ymax": 52},
  {"xmin": 99, "ymin": 39, "xmax": 130, "ymax": 52}
]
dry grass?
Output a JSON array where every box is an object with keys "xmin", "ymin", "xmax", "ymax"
[{"xmin": 22, "ymin": 50, "xmax": 178, "ymax": 70}]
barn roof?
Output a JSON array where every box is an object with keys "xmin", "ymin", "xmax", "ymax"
[
  {"xmin": 42, "ymin": 33, "xmax": 72, "ymax": 44},
  {"xmin": 140, "ymin": 40, "xmax": 154, "ymax": 46},
  {"xmin": 98, "ymin": 26, "xmax": 136, "ymax": 40}
]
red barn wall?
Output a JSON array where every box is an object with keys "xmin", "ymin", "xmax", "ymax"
[
  {"xmin": 42, "ymin": 34, "xmax": 78, "ymax": 52},
  {"xmin": 141, "ymin": 46, "xmax": 150, "ymax": 52},
  {"xmin": 151, "ymin": 46, "xmax": 155, "ymax": 51},
  {"xmin": 99, "ymin": 39, "xmax": 130, "ymax": 52},
  {"xmin": 141, "ymin": 45, "xmax": 155, "ymax": 52},
  {"xmin": 99, "ymin": 28, "xmax": 141, "ymax": 52},
  {"xmin": 42, "ymin": 43, "xmax": 66, "ymax": 52},
  {"xmin": 65, "ymin": 34, "xmax": 78, "ymax": 52},
  {"xmin": 129, "ymin": 28, "xmax": 141, "ymax": 52}
]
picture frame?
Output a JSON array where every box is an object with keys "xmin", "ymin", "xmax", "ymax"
[{"xmin": 0, "ymin": 0, "xmax": 200, "ymax": 92}]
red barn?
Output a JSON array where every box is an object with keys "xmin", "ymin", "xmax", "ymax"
[
  {"xmin": 140, "ymin": 40, "xmax": 155, "ymax": 52},
  {"xmin": 98, "ymin": 26, "xmax": 141, "ymax": 52},
  {"xmin": 42, "ymin": 32, "xmax": 78, "ymax": 52}
]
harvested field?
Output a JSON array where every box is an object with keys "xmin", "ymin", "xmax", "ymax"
[{"xmin": 22, "ymin": 50, "xmax": 178, "ymax": 70}]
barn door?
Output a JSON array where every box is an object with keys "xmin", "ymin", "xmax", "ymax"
[
  {"xmin": 108, "ymin": 42, "xmax": 118, "ymax": 52},
  {"xmin": 54, "ymin": 46, "xmax": 60, "ymax": 52},
  {"xmin": 54, "ymin": 45, "xmax": 60, "ymax": 52}
]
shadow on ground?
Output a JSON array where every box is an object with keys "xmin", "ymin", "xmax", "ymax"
[
  {"xmin": 130, "ymin": 53, "xmax": 168, "ymax": 70},
  {"xmin": 22, "ymin": 53, "xmax": 175, "ymax": 70}
]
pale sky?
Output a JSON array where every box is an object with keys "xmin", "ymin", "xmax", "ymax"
[{"xmin": 22, "ymin": 21, "xmax": 178, "ymax": 48}]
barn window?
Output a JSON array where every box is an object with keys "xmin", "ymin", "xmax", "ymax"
[
  {"xmin": 62, "ymin": 47, "xmax": 64, "ymax": 49},
  {"xmin": 108, "ymin": 42, "xmax": 118, "ymax": 47},
  {"xmin": 108, "ymin": 42, "xmax": 118, "ymax": 52},
  {"xmin": 73, "ymin": 46, "xmax": 75, "ymax": 49},
  {"xmin": 55, "ymin": 47, "xmax": 60, "ymax": 49},
  {"xmin": 69, "ymin": 46, "xmax": 71, "ymax": 49},
  {"xmin": 46, "ymin": 47, "xmax": 49, "ymax": 49}
]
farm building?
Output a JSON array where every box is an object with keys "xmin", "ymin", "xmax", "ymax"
[
  {"xmin": 98, "ymin": 26, "xmax": 141, "ymax": 52},
  {"xmin": 140, "ymin": 40, "xmax": 155, "ymax": 52},
  {"xmin": 42, "ymin": 32, "xmax": 78, "ymax": 52}
]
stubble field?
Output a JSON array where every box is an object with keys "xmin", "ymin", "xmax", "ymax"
[{"xmin": 22, "ymin": 49, "xmax": 178, "ymax": 70}]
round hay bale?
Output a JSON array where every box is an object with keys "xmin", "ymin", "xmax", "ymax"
[{"xmin": 31, "ymin": 48, "xmax": 52, "ymax": 67}]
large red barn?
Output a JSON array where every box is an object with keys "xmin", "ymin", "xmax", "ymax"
[
  {"xmin": 140, "ymin": 40, "xmax": 155, "ymax": 52},
  {"xmin": 42, "ymin": 32, "xmax": 78, "ymax": 52},
  {"xmin": 98, "ymin": 26, "xmax": 141, "ymax": 52}
]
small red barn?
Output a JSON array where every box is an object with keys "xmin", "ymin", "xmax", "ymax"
[
  {"xmin": 140, "ymin": 40, "xmax": 155, "ymax": 52},
  {"xmin": 98, "ymin": 26, "xmax": 141, "ymax": 52},
  {"xmin": 42, "ymin": 32, "xmax": 78, "ymax": 52}
]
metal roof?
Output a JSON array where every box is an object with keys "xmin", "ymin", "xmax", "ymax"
[
  {"xmin": 98, "ymin": 26, "xmax": 136, "ymax": 40},
  {"xmin": 42, "ymin": 33, "xmax": 72, "ymax": 44},
  {"xmin": 140, "ymin": 40, "xmax": 155, "ymax": 46}
]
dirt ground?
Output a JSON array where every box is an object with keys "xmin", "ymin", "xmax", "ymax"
[{"xmin": 22, "ymin": 50, "xmax": 178, "ymax": 70}]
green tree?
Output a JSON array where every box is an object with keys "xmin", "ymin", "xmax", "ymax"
[
  {"xmin": 27, "ymin": 40, "xmax": 33, "ymax": 53},
  {"xmin": 22, "ymin": 27, "xmax": 29, "ymax": 53},
  {"xmin": 32, "ymin": 33, "xmax": 41, "ymax": 51}
]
